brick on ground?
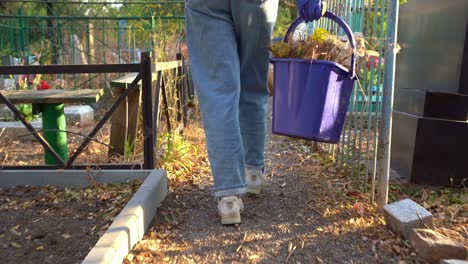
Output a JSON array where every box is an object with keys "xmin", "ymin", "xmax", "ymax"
[
  {"xmin": 383, "ymin": 198, "xmax": 434, "ymax": 239},
  {"xmin": 64, "ymin": 105, "xmax": 94, "ymax": 126}
]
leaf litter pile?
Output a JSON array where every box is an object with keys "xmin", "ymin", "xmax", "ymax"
[
  {"xmin": 123, "ymin": 114, "xmax": 466, "ymax": 263},
  {"xmin": 0, "ymin": 180, "xmax": 142, "ymax": 264}
]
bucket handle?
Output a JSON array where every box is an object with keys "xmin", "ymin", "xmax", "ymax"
[{"xmin": 284, "ymin": 11, "xmax": 357, "ymax": 79}]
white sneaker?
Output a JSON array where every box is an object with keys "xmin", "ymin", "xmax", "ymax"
[
  {"xmin": 217, "ymin": 196, "xmax": 244, "ymax": 225},
  {"xmin": 246, "ymin": 167, "xmax": 265, "ymax": 195}
]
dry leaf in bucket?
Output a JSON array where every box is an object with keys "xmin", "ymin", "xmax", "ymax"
[{"xmin": 270, "ymin": 28, "xmax": 368, "ymax": 71}]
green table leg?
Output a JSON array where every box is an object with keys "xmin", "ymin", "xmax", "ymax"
[{"xmin": 41, "ymin": 103, "xmax": 68, "ymax": 164}]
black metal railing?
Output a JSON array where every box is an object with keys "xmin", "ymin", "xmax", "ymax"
[{"xmin": 0, "ymin": 51, "xmax": 194, "ymax": 170}]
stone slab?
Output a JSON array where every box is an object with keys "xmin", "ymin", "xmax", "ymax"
[
  {"xmin": 383, "ymin": 198, "xmax": 434, "ymax": 239},
  {"xmin": 65, "ymin": 105, "xmax": 94, "ymax": 126},
  {"xmin": 0, "ymin": 170, "xmax": 152, "ymax": 188},
  {"xmin": 0, "ymin": 78, "xmax": 16, "ymax": 90},
  {"xmin": 410, "ymin": 229, "xmax": 467, "ymax": 264},
  {"xmin": 0, "ymin": 169, "xmax": 168, "ymax": 264}
]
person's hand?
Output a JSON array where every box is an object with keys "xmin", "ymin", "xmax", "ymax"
[{"xmin": 297, "ymin": 0, "xmax": 327, "ymax": 22}]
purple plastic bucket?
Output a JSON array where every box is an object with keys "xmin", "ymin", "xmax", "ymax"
[
  {"xmin": 270, "ymin": 11, "xmax": 357, "ymax": 143},
  {"xmin": 271, "ymin": 58, "xmax": 354, "ymax": 143}
]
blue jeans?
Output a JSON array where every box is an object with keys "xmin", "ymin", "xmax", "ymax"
[{"xmin": 185, "ymin": 0, "xmax": 279, "ymax": 197}]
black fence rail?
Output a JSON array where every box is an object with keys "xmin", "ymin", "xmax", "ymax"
[{"xmin": 0, "ymin": 51, "xmax": 194, "ymax": 170}]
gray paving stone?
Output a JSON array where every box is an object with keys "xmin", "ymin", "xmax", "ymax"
[
  {"xmin": 0, "ymin": 106, "xmax": 14, "ymax": 120},
  {"xmin": 0, "ymin": 78, "xmax": 16, "ymax": 90},
  {"xmin": 65, "ymin": 105, "xmax": 94, "ymax": 126},
  {"xmin": 383, "ymin": 198, "xmax": 434, "ymax": 239}
]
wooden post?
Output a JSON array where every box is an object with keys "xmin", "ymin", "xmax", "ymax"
[{"xmin": 108, "ymin": 80, "xmax": 141, "ymax": 159}]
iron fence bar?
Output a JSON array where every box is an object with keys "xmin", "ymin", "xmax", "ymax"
[
  {"xmin": 65, "ymin": 73, "xmax": 143, "ymax": 168},
  {"xmin": 363, "ymin": 0, "xmax": 372, "ymax": 192},
  {"xmin": 336, "ymin": 0, "xmax": 347, "ymax": 169},
  {"xmin": 180, "ymin": 54, "xmax": 190, "ymax": 127},
  {"xmin": 357, "ymin": 72, "xmax": 368, "ymax": 189},
  {"xmin": 186, "ymin": 63, "xmax": 195, "ymax": 101},
  {"xmin": 141, "ymin": 52, "xmax": 155, "ymax": 169},
  {"xmin": 372, "ymin": 0, "xmax": 388, "ymax": 203},
  {"xmin": 344, "ymin": 0, "xmax": 355, "ymax": 173},
  {"xmin": 348, "ymin": 81, "xmax": 359, "ymax": 176},
  {"xmin": 160, "ymin": 74, "xmax": 172, "ymax": 133},
  {"xmin": 350, "ymin": 0, "xmax": 363, "ymax": 180},
  {"xmin": 174, "ymin": 64, "xmax": 184, "ymax": 128},
  {"xmin": 153, "ymin": 71, "xmax": 162, "ymax": 138},
  {"xmin": 377, "ymin": 0, "xmax": 399, "ymax": 209},
  {"xmin": 0, "ymin": 24, "xmax": 21, "ymax": 29},
  {"xmin": 356, "ymin": 0, "xmax": 368, "ymax": 191},
  {"xmin": 0, "ymin": 92, "xmax": 66, "ymax": 166}
]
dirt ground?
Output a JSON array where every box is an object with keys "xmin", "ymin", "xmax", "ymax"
[
  {"xmin": 0, "ymin": 181, "xmax": 141, "ymax": 264},
  {"xmin": 0, "ymin": 116, "xmax": 147, "ymax": 264},
  {"xmin": 0, "ymin": 112, "xmax": 465, "ymax": 264},
  {"xmin": 123, "ymin": 117, "xmax": 466, "ymax": 264},
  {"xmin": 0, "ymin": 122, "xmax": 124, "ymax": 167}
]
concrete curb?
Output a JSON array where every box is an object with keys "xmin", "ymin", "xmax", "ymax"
[
  {"xmin": 82, "ymin": 170, "xmax": 168, "ymax": 264},
  {"xmin": 0, "ymin": 170, "xmax": 151, "ymax": 188},
  {"xmin": 0, "ymin": 169, "xmax": 168, "ymax": 264}
]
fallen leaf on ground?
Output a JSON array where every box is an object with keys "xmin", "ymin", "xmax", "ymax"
[
  {"xmin": 10, "ymin": 242, "xmax": 22, "ymax": 248},
  {"xmin": 353, "ymin": 202, "xmax": 365, "ymax": 217},
  {"xmin": 36, "ymin": 245, "xmax": 45, "ymax": 251}
]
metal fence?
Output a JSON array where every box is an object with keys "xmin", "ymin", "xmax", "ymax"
[
  {"xmin": 0, "ymin": 0, "xmax": 399, "ymax": 205},
  {"xmin": 0, "ymin": 54, "xmax": 194, "ymax": 170},
  {"xmin": 309, "ymin": 0, "xmax": 398, "ymax": 207},
  {"xmin": 0, "ymin": 1, "xmax": 185, "ymax": 89},
  {"xmin": 0, "ymin": 1, "xmax": 194, "ymax": 169}
]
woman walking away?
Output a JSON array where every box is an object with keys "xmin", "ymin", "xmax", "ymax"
[{"xmin": 185, "ymin": 0, "xmax": 325, "ymax": 225}]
